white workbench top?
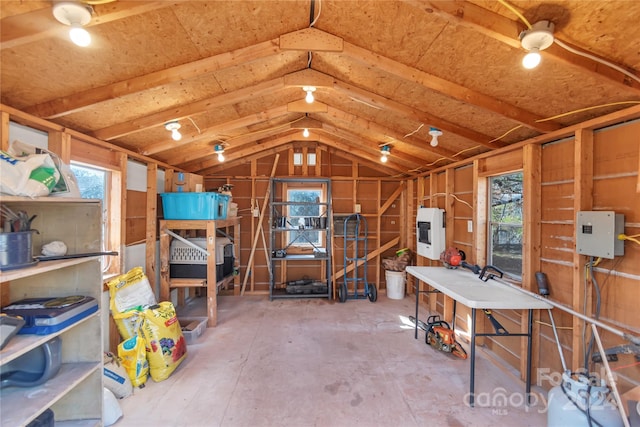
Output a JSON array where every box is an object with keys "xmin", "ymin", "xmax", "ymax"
[{"xmin": 406, "ymin": 266, "xmax": 552, "ymax": 310}]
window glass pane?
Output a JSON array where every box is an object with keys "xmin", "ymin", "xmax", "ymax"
[
  {"xmin": 287, "ymin": 189, "xmax": 321, "ymax": 246},
  {"xmin": 70, "ymin": 164, "xmax": 108, "ymax": 260},
  {"xmin": 70, "ymin": 164, "xmax": 106, "ymax": 200},
  {"xmin": 489, "ymin": 172, "xmax": 523, "ymax": 278}
]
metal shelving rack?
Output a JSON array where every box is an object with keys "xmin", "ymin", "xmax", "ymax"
[{"xmin": 269, "ymin": 177, "xmax": 332, "ymax": 300}]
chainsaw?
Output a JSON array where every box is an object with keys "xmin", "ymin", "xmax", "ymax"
[{"xmin": 425, "ymin": 315, "xmax": 468, "ymax": 359}]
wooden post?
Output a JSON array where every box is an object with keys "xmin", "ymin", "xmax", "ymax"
[
  {"xmin": 572, "ymin": 129, "xmax": 594, "ymax": 369},
  {"xmin": 241, "ymin": 154, "xmax": 280, "ymax": 295}
]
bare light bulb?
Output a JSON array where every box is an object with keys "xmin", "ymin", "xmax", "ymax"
[
  {"xmin": 380, "ymin": 154, "xmax": 388, "ymax": 163},
  {"xmin": 428, "ymin": 127, "xmax": 442, "ymax": 147},
  {"xmin": 522, "ymin": 48, "xmax": 541, "ymax": 69},
  {"xmin": 69, "ymin": 24, "xmax": 91, "ymax": 47},
  {"xmin": 217, "ymin": 152, "xmax": 225, "ymax": 162},
  {"xmin": 303, "ymin": 86, "xmax": 316, "ymax": 104},
  {"xmin": 171, "ymin": 129, "xmax": 182, "ymax": 141},
  {"xmin": 302, "ymin": 128, "xmax": 310, "ymax": 138}
]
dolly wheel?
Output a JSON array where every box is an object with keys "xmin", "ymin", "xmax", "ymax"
[
  {"xmin": 338, "ymin": 283, "xmax": 347, "ymax": 303},
  {"xmin": 367, "ymin": 285, "xmax": 377, "ymax": 302}
]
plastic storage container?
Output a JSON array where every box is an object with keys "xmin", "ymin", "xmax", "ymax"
[
  {"xmin": 160, "ymin": 192, "xmax": 230, "ymax": 220},
  {"xmin": 169, "ymin": 237, "xmax": 233, "ymax": 281}
]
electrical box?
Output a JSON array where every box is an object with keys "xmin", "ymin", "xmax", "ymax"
[
  {"xmin": 576, "ymin": 211, "xmax": 624, "ymax": 259},
  {"xmin": 416, "ymin": 207, "xmax": 445, "ymax": 260}
]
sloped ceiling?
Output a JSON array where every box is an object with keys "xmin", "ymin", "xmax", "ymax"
[{"xmin": 1, "ymin": 0, "xmax": 639, "ymax": 177}]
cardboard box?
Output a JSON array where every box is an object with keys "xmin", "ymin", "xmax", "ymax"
[{"xmin": 171, "ymin": 172, "xmax": 203, "ymax": 193}]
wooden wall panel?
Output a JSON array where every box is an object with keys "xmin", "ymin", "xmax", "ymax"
[
  {"xmin": 477, "ymin": 149, "xmax": 523, "ymax": 176},
  {"xmin": 125, "ymin": 190, "xmax": 146, "ymax": 245}
]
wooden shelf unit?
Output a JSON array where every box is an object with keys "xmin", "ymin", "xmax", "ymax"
[
  {"xmin": 159, "ymin": 217, "xmax": 241, "ymax": 327},
  {"xmin": 0, "ymin": 197, "xmax": 103, "ymax": 427}
]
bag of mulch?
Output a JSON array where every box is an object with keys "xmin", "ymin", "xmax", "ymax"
[
  {"xmin": 117, "ymin": 334, "xmax": 149, "ymax": 388},
  {"xmin": 103, "ymin": 352, "xmax": 133, "ymax": 399},
  {"xmin": 107, "ymin": 267, "xmax": 157, "ymax": 340},
  {"xmin": 140, "ymin": 302, "xmax": 187, "ymax": 382}
]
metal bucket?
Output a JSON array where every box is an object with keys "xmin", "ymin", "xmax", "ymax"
[{"xmin": 0, "ymin": 231, "xmax": 34, "ymax": 270}]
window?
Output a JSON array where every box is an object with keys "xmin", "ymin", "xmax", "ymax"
[
  {"xmin": 70, "ymin": 163, "xmax": 113, "ymax": 272},
  {"xmin": 488, "ymin": 172, "xmax": 523, "ymax": 278},
  {"xmin": 287, "ymin": 188, "xmax": 323, "ymax": 247}
]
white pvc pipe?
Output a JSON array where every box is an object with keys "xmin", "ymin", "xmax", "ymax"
[{"xmin": 491, "ymin": 276, "xmax": 640, "ymax": 346}]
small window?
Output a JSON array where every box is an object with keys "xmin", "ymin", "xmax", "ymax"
[
  {"xmin": 287, "ymin": 188, "xmax": 323, "ymax": 247},
  {"xmin": 488, "ymin": 172, "xmax": 523, "ymax": 278},
  {"xmin": 70, "ymin": 163, "xmax": 111, "ymax": 271}
]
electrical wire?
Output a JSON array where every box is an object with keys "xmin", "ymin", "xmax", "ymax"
[
  {"xmin": 554, "ymin": 39, "xmax": 640, "ymax": 85},
  {"xmin": 187, "ymin": 117, "xmax": 201, "ymax": 134},
  {"xmin": 488, "ymin": 101, "xmax": 640, "ymax": 144},
  {"xmin": 584, "ymin": 257, "xmax": 602, "ymax": 371},
  {"xmin": 498, "ymin": 0, "xmax": 532, "ymax": 29},
  {"xmin": 619, "ymin": 233, "xmax": 640, "ymax": 246},
  {"xmin": 404, "ymin": 123, "xmax": 424, "ymax": 138},
  {"xmin": 426, "ymin": 145, "xmax": 483, "ymax": 167},
  {"xmin": 488, "ymin": 125, "xmax": 523, "ymax": 143},
  {"xmin": 421, "ymin": 192, "xmax": 473, "ymax": 209},
  {"xmin": 309, "ymin": 0, "xmax": 322, "ymax": 27}
]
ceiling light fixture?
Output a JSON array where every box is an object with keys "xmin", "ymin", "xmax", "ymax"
[
  {"xmin": 303, "ymin": 86, "xmax": 316, "ymax": 104},
  {"xmin": 519, "ymin": 20, "xmax": 555, "ymax": 69},
  {"xmin": 428, "ymin": 127, "xmax": 442, "ymax": 147},
  {"xmin": 302, "ymin": 128, "xmax": 310, "ymax": 138},
  {"xmin": 214, "ymin": 145, "xmax": 225, "ymax": 162},
  {"xmin": 52, "ymin": 2, "xmax": 93, "ymax": 47},
  {"xmin": 164, "ymin": 121, "xmax": 182, "ymax": 141},
  {"xmin": 380, "ymin": 145, "xmax": 390, "ymax": 163}
]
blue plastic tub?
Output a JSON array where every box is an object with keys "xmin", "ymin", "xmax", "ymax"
[{"xmin": 160, "ymin": 192, "xmax": 229, "ymax": 220}]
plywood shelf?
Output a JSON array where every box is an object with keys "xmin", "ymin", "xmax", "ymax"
[{"xmin": 0, "ymin": 197, "xmax": 103, "ymax": 426}]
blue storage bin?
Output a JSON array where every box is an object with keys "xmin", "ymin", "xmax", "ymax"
[{"xmin": 160, "ymin": 192, "xmax": 229, "ymax": 220}]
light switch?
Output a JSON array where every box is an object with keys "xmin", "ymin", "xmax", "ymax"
[{"xmin": 467, "ymin": 220, "xmax": 473, "ymax": 233}]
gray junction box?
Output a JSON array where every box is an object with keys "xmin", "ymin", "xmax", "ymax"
[{"xmin": 576, "ymin": 211, "xmax": 624, "ymax": 259}]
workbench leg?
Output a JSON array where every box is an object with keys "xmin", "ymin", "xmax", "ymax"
[
  {"xmin": 470, "ymin": 307, "xmax": 476, "ymax": 407},
  {"xmin": 526, "ymin": 309, "xmax": 533, "ymax": 404},
  {"xmin": 452, "ymin": 300, "xmax": 457, "ymax": 331},
  {"xmin": 415, "ymin": 281, "xmax": 419, "ymax": 339}
]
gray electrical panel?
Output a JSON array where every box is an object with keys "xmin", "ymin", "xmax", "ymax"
[{"xmin": 576, "ymin": 211, "xmax": 624, "ymax": 259}]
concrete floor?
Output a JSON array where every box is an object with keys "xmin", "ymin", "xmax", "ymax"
[{"xmin": 114, "ymin": 294, "xmax": 548, "ymax": 427}]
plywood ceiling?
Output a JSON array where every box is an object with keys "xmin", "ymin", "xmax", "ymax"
[{"xmin": 1, "ymin": 0, "xmax": 639, "ymax": 177}]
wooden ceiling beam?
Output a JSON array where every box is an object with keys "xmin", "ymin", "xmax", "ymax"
[
  {"xmin": 342, "ymin": 39, "xmax": 561, "ymax": 133},
  {"xmin": 1, "ymin": 1, "xmax": 171, "ymax": 51},
  {"xmin": 279, "ymin": 28, "xmax": 344, "ymax": 52},
  {"xmin": 323, "ymin": 106, "xmax": 457, "ymax": 160},
  {"xmin": 165, "ymin": 119, "xmax": 297, "ymax": 165},
  {"xmin": 141, "ymin": 105, "xmax": 291, "ymax": 155},
  {"xmin": 188, "ymin": 130, "xmax": 299, "ymax": 173},
  {"xmin": 313, "ymin": 134, "xmax": 407, "ymax": 175},
  {"xmin": 333, "ymin": 80, "xmax": 506, "ymax": 148},
  {"xmin": 405, "ymin": 0, "xmax": 640, "ymax": 93},
  {"xmin": 317, "ymin": 124, "xmax": 425, "ymax": 171},
  {"xmin": 24, "ymin": 37, "xmax": 282, "ymax": 119},
  {"xmin": 91, "ymin": 77, "xmax": 286, "ymax": 140}
]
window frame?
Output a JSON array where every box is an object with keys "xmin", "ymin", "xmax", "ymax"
[
  {"xmin": 283, "ymin": 184, "xmax": 326, "ymax": 251},
  {"xmin": 487, "ymin": 171, "xmax": 524, "ymax": 280},
  {"xmin": 70, "ymin": 161, "xmax": 121, "ymax": 275}
]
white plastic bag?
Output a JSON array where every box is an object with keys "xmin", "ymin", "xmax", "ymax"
[
  {"xmin": 0, "ymin": 149, "xmax": 59, "ymax": 197},
  {"xmin": 103, "ymin": 387, "xmax": 123, "ymax": 426},
  {"xmin": 7, "ymin": 139, "xmax": 80, "ymax": 198}
]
